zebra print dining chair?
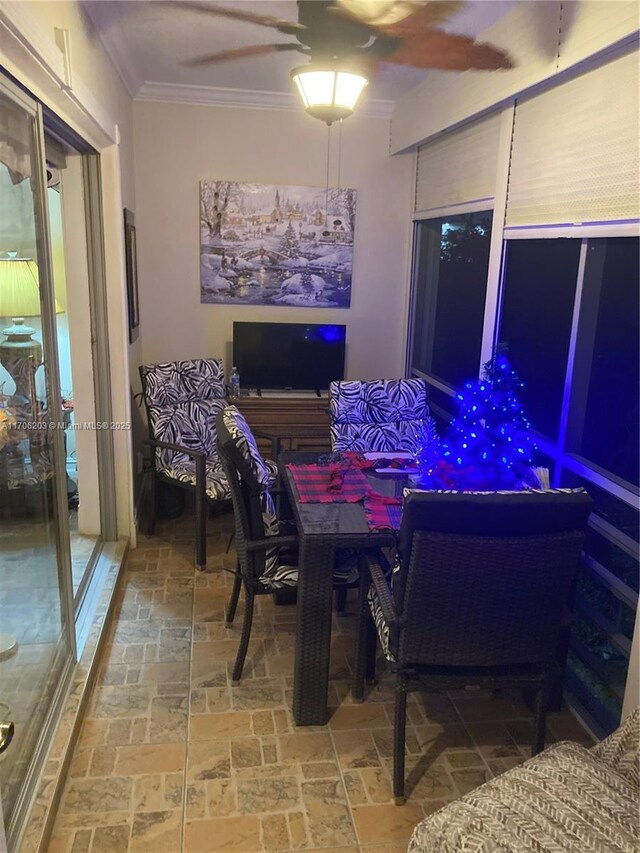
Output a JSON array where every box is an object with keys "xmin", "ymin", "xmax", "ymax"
[
  {"xmin": 329, "ymin": 378, "xmax": 430, "ymax": 453},
  {"xmin": 139, "ymin": 357, "xmax": 229, "ymax": 569},
  {"xmin": 217, "ymin": 405, "xmax": 359, "ymax": 682}
]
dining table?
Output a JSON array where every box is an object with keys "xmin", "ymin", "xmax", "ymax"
[{"xmin": 279, "ymin": 450, "xmax": 413, "ymax": 726}]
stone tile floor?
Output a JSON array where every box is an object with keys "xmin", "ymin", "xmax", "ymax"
[{"xmin": 46, "ymin": 507, "xmax": 594, "ymax": 852}]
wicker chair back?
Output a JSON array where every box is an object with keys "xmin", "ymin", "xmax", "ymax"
[{"xmin": 395, "ymin": 490, "xmax": 593, "ymax": 668}]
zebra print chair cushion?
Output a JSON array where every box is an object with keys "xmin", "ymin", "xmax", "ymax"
[
  {"xmin": 368, "ymin": 583, "xmax": 394, "ymax": 661},
  {"xmin": 139, "ymin": 358, "xmax": 232, "ymax": 502},
  {"xmin": 149, "ymin": 398, "xmax": 230, "ymax": 500},
  {"xmin": 221, "ymin": 406, "xmax": 273, "ymax": 488},
  {"xmin": 408, "ymin": 709, "xmax": 639, "ymax": 853},
  {"xmin": 329, "ymin": 378, "xmax": 430, "ymax": 452},
  {"xmin": 221, "ymin": 406, "xmax": 293, "ymax": 589},
  {"xmin": 140, "ymin": 358, "xmax": 225, "ymax": 407},
  {"xmin": 222, "ymin": 405, "xmax": 357, "ymax": 590}
]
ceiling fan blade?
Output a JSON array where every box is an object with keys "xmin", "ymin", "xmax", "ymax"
[
  {"xmin": 383, "ymin": 30, "xmax": 513, "ymax": 71},
  {"xmin": 163, "ymin": 1, "xmax": 305, "ymax": 35},
  {"xmin": 183, "ymin": 43, "xmax": 307, "ymax": 68}
]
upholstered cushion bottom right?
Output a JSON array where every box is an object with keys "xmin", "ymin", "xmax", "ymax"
[{"xmin": 408, "ymin": 731, "xmax": 639, "ymax": 853}]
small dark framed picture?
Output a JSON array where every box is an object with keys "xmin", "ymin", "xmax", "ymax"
[{"xmin": 124, "ymin": 208, "xmax": 140, "ymax": 343}]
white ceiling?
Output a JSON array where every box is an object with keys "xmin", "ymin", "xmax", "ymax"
[{"xmin": 82, "ymin": 1, "xmax": 519, "ymax": 106}]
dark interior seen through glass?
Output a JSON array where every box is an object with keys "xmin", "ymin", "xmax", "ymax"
[
  {"xmin": 499, "ymin": 239, "xmax": 581, "ymax": 440},
  {"xmin": 411, "ymin": 211, "xmax": 492, "ymax": 388},
  {"xmin": 572, "ymin": 238, "xmax": 640, "ymax": 487}
]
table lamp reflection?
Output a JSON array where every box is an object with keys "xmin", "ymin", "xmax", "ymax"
[{"xmin": 0, "ymin": 254, "xmax": 63, "ymax": 401}]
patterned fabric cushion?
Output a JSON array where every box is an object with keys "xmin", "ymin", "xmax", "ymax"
[
  {"xmin": 141, "ymin": 358, "xmax": 225, "ymax": 407},
  {"xmin": 408, "ymin": 710, "xmax": 640, "ymax": 853},
  {"xmin": 219, "ymin": 405, "xmax": 284, "ymax": 585},
  {"xmin": 222, "ymin": 406, "xmax": 272, "ymax": 487},
  {"xmin": 403, "ymin": 486, "xmax": 588, "ymax": 498},
  {"xmin": 158, "ymin": 458, "xmax": 229, "ymax": 501},
  {"xmin": 329, "ymin": 379, "xmax": 429, "ymax": 452},
  {"xmin": 592, "ymin": 708, "xmax": 639, "ymax": 789},
  {"xmin": 220, "ymin": 405, "xmax": 357, "ymax": 590},
  {"xmin": 262, "ymin": 548, "xmax": 359, "ymax": 591},
  {"xmin": 261, "ymin": 553, "xmax": 298, "ymax": 590},
  {"xmin": 149, "ymin": 398, "xmax": 226, "ymax": 471},
  {"xmin": 367, "ymin": 583, "xmax": 394, "ymax": 662}
]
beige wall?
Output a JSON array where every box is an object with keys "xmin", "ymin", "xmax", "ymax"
[{"xmin": 132, "ymin": 100, "xmax": 414, "ymax": 385}]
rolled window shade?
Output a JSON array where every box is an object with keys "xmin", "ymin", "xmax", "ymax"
[
  {"xmin": 415, "ymin": 111, "xmax": 501, "ymax": 213},
  {"xmin": 505, "ymin": 50, "xmax": 639, "ymax": 228}
]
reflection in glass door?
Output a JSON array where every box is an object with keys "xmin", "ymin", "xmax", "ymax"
[
  {"xmin": 0, "ymin": 80, "xmax": 74, "ymax": 842},
  {"xmin": 46, "ymin": 144, "xmax": 101, "ymax": 603}
]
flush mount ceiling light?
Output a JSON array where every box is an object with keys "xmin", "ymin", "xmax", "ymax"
[{"xmin": 291, "ymin": 62, "xmax": 369, "ymax": 125}]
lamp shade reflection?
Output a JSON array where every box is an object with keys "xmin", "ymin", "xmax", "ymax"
[{"xmin": 0, "ymin": 256, "xmax": 62, "ymax": 400}]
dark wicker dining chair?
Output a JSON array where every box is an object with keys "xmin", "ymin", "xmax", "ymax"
[
  {"xmin": 353, "ymin": 488, "xmax": 593, "ymax": 804},
  {"xmin": 216, "ymin": 406, "xmax": 358, "ymax": 683}
]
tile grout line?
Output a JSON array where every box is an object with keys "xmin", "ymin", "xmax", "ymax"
[
  {"xmin": 180, "ymin": 547, "xmax": 199, "ymax": 852},
  {"xmin": 327, "ymin": 707, "xmax": 361, "ymax": 849}
]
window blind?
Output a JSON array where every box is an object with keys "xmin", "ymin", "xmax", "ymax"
[
  {"xmin": 415, "ymin": 111, "xmax": 501, "ymax": 214},
  {"xmin": 505, "ymin": 50, "xmax": 640, "ymax": 227}
]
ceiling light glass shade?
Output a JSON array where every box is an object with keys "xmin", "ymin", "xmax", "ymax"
[
  {"xmin": 291, "ymin": 65, "xmax": 368, "ymax": 125},
  {"xmin": 337, "ymin": 0, "xmax": 417, "ymax": 26}
]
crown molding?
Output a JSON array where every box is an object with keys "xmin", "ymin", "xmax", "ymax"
[{"xmin": 135, "ymin": 81, "xmax": 394, "ymax": 119}]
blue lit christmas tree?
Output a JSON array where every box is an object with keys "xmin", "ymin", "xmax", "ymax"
[
  {"xmin": 442, "ymin": 349, "xmax": 537, "ymax": 489},
  {"xmin": 411, "ymin": 416, "xmax": 442, "ymax": 484}
]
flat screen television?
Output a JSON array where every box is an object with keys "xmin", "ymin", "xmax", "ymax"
[{"xmin": 233, "ymin": 322, "xmax": 346, "ymax": 392}]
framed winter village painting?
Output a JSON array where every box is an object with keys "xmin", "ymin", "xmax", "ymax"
[{"xmin": 199, "ymin": 181, "xmax": 357, "ymax": 307}]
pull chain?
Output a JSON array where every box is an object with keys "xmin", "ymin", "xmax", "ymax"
[
  {"xmin": 337, "ymin": 119, "xmax": 343, "ymax": 191},
  {"xmin": 325, "ymin": 123, "xmax": 332, "ymax": 226}
]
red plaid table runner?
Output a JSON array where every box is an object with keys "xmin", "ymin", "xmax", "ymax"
[
  {"xmin": 287, "ymin": 464, "xmax": 371, "ymax": 503},
  {"xmin": 364, "ymin": 493, "xmax": 403, "ymax": 531},
  {"xmin": 341, "ymin": 452, "xmax": 417, "ymax": 472},
  {"xmin": 287, "ymin": 463, "xmax": 403, "ymax": 531}
]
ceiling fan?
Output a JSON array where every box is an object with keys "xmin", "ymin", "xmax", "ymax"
[{"xmin": 168, "ymin": 1, "xmax": 514, "ymax": 123}]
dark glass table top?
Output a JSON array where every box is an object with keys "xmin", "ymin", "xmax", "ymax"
[{"xmin": 279, "ymin": 451, "xmax": 409, "ymax": 539}]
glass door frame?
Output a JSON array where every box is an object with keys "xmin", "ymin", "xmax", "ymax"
[
  {"xmin": 41, "ymin": 104, "xmax": 119, "ymax": 613},
  {"xmin": 1, "ymin": 73, "xmax": 77, "ymax": 853}
]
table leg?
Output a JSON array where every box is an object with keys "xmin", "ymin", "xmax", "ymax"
[{"xmin": 293, "ymin": 537, "xmax": 334, "ymax": 726}]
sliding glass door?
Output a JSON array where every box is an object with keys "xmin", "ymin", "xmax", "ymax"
[
  {"xmin": 46, "ymin": 141, "xmax": 102, "ymax": 605},
  {"xmin": 0, "ymin": 78, "xmax": 75, "ymax": 844}
]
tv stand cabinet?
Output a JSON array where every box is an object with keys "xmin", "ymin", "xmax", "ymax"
[{"xmin": 231, "ymin": 395, "xmax": 331, "ymax": 455}]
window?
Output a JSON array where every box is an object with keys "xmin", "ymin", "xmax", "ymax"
[
  {"xmin": 499, "ymin": 239, "xmax": 581, "ymax": 440},
  {"xmin": 568, "ymin": 238, "xmax": 640, "ymax": 487},
  {"xmin": 411, "ymin": 211, "xmax": 492, "ymax": 389},
  {"xmin": 495, "ymin": 235, "xmax": 639, "ymax": 736}
]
